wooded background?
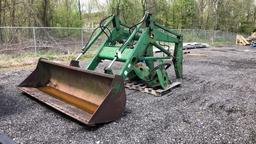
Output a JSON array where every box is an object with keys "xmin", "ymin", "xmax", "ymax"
[{"xmin": 0, "ymin": 0, "xmax": 256, "ymax": 34}]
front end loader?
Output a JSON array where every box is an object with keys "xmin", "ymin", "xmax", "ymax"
[{"xmin": 18, "ymin": 12, "xmax": 183, "ymax": 126}]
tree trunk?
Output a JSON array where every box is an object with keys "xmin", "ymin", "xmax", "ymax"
[
  {"xmin": 11, "ymin": 0, "xmax": 15, "ymax": 26},
  {"xmin": 42, "ymin": 0, "xmax": 49, "ymax": 27},
  {"xmin": 0, "ymin": 0, "xmax": 2, "ymax": 42},
  {"xmin": 78, "ymin": 0, "xmax": 82, "ymax": 20},
  {"xmin": 145, "ymin": 0, "xmax": 156, "ymax": 15},
  {"xmin": 65, "ymin": 0, "xmax": 69, "ymax": 27},
  {"xmin": 0, "ymin": 0, "xmax": 2, "ymax": 26}
]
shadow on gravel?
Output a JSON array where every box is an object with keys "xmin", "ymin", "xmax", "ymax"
[
  {"xmin": 22, "ymin": 92, "xmax": 132, "ymax": 131},
  {"xmin": 54, "ymin": 108, "xmax": 132, "ymax": 131},
  {"xmin": 0, "ymin": 92, "xmax": 19, "ymax": 117},
  {"xmin": 210, "ymin": 49, "xmax": 239, "ymax": 52},
  {"xmin": 0, "ymin": 131, "xmax": 15, "ymax": 144},
  {"xmin": 229, "ymin": 59, "xmax": 256, "ymax": 69},
  {"xmin": 199, "ymin": 58, "xmax": 256, "ymax": 70}
]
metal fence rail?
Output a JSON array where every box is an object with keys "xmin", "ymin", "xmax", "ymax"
[{"xmin": 0, "ymin": 27, "xmax": 237, "ymax": 54}]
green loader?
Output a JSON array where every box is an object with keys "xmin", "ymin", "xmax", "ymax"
[{"xmin": 18, "ymin": 12, "xmax": 183, "ymax": 126}]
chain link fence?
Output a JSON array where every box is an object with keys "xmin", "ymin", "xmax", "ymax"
[
  {"xmin": 0, "ymin": 27, "xmax": 236, "ymax": 54},
  {"xmin": 177, "ymin": 29, "xmax": 236, "ymax": 45},
  {"xmin": 0, "ymin": 27, "xmax": 95, "ymax": 54}
]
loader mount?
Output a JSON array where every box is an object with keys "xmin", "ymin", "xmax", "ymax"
[{"xmin": 18, "ymin": 12, "xmax": 183, "ymax": 126}]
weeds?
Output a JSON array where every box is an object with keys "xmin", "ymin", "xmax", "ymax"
[{"xmin": 0, "ymin": 49, "xmax": 94, "ymax": 70}]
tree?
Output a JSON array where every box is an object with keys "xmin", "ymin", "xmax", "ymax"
[{"xmin": 0, "ymin": 0, "xmax": 256, "ymax": 34}]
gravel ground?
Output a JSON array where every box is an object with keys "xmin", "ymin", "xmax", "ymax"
[{"xmin": 1, "ymin": 46, "xmax": 256, "ymax": 144}]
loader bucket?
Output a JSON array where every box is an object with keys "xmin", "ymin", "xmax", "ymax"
[{"xmin": 18, "ymin": 58, "xmax": 126, "ymax": 126}]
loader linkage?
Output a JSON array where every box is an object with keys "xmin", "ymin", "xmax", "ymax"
[
  {"xmin": 18, "ymin": 12, "xmax": 183, "ymax": 126},
  {"xmin": 75, "ymin": 12, "xmax": 183, "ymax": 91}
]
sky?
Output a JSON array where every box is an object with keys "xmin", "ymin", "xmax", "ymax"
[
  {"xmin": 80, "ymin": 0, "xmax": 107, "ymax": 12},
  {"xmin": 80, "ymin": 0, "xmax": 256, "ymax": 12},
  {"xmin": 80, "ymin": 0, "xmax": 107, "ymax": 5}
]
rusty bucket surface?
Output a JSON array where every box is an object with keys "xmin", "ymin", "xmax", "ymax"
[{"xmin": 18, "ymin": 58, "xmax": 126, "ymax": 126}]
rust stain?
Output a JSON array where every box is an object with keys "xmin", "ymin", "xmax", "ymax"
[{"xmin": 38, "ymin": 86, "xmax": 98, "ymax": 114}]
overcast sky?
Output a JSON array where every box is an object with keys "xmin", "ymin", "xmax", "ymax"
[
  {"xmin": 80, "ymin": 0, "xmax": 107, "ymax": 12},
  {"xmin": 80, "ymin": 0, "xmax": 107, "ymax": 5},
  {"xmin": 80, "ymin": 0, "xmax": 256, "ymax": 12}
]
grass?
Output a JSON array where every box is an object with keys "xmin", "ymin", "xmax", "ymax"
[{"xmin": 0, "ymin": 50, "xmax": 95, "ymax": 71}]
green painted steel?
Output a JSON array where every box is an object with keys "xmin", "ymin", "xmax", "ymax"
[
  {"xmin": 75, "ymin": 12, "xmax": 183, "ymax": 89},
  {"xmin": 98, "ymin": 46, "xmax": 133, "ymax": 62}
]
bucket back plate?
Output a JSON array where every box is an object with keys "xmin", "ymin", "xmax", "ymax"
[{"xmin": 18, "ymin": 58, "xmax": 126, "ymax": 126}]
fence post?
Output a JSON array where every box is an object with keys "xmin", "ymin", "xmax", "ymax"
[
  {"xmin": 193, "ymin": 29, "xmax": 195, "ymax": 42},
  {"xmin": 205, "ymin": 30, "xmax": 207, "ymax": 43},
  {"xmin": 33, "ymin": 27, "xmax": 37, "ymax": 54},
  {"xmin": 211, "ymin": 30, "xmax": 214, "ymax": 45},
  {"xmin": 81, "ymin": 28, "xmax": 84, "ymax": 47}
]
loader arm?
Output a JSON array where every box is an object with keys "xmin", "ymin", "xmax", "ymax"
[
  {"xmin": 79, "ymin": 12, "xmax": 183, "ymax": 88},
  {"xmin": 153, "ymin": 24, "xmax": 183, "ymax": 79},
  {"xmin": 18, "ymin": 13, "xmax": 183, "ymax": 126}
]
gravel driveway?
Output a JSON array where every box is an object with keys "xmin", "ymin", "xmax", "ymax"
[{"xmin": 1, "ymin": 46, "xmax": 256, "ymax": 144}]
